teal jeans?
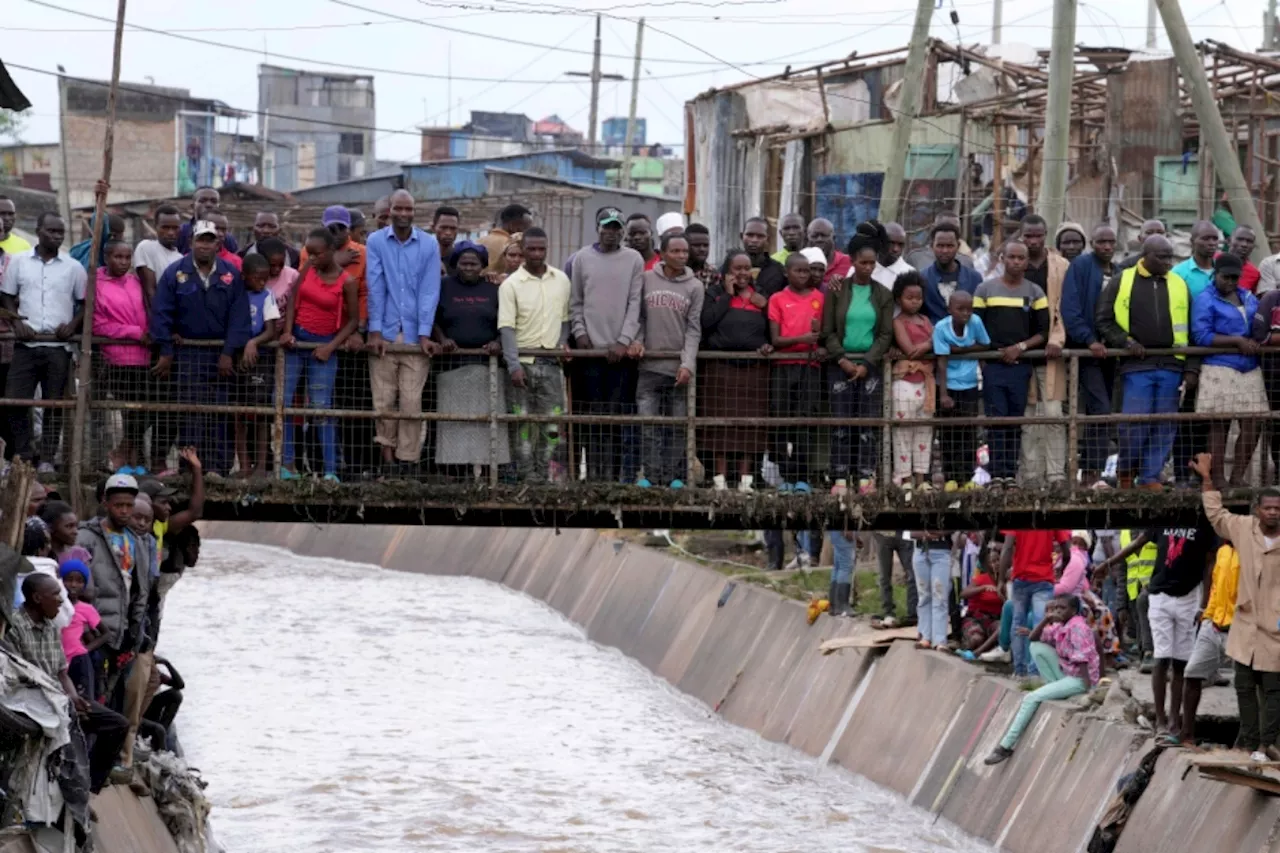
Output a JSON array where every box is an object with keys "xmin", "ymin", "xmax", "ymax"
[{"xmin": 999, "ymin": 642, "xmax": 1087, "ymax": 750}]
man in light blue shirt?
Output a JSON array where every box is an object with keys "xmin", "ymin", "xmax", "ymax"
[
  {"xmin": 365, "ymin": 189, "xmax": 441, "ymax": 472},
  {"xmin": 1171, "ymin": 220, "xmax": 1220, "ymax": 300}
]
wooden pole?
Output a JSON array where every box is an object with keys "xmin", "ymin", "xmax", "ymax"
[
  {"xmin": 68, "ymin": 0, "xmax": 127, "ymax": 517},
  {"xmin": 618, "ymin": 18, "xmax": 645, "ymax": 192},
  {"xmin": 877, "ymin": 0, "xmax": 935, "ymax": 224},
  {"xmin": 1037, "ymin": 0, "xmax": 1077, "ymax": 233}
]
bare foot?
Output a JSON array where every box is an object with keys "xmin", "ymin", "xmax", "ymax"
[{"xmin": 249, "ymin": 467, "xmax": 268, "ymax": 480}]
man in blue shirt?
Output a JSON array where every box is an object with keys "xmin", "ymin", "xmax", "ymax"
[
  {"xmin": 1060, "ymin": 224, "xmax": 1118, "ymax": 485},
  {"xmin": 920, "ymin": 222, "xmax": 982, "ymax": 324},
  {"xmin": 150, "ymin": 221, "xmax": 251, "ymax": 476},
  {"xmin": 1170, "ymin": 220, "xmax": 1221, "ymax": 484},
  {"xmin": 365, "ymin": 189, "xmax": 442, "ymax": 474}
]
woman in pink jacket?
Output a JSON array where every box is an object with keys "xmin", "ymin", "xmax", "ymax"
[{"xmin": 95, "ymin": 240, "xmax": 151, "ymax": 474}]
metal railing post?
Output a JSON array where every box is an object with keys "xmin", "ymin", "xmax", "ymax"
[
  {"xmin": 686, "ymin": 369, "xmax": 697, "ymax": 485},
  {"xmin": 272, "ymin": 344, "xmax": 286, "ymax": 474},
  {"xmin": 881, "ymin": 357, "xmax": 894, "ymax": 487},
  {"xmin": 1066, "ymin": 354, "xmax": 1080, "ymax": 488},
  {"xmin": 488, "ymin": 354, "xmax": 500, "ymax": 487}
]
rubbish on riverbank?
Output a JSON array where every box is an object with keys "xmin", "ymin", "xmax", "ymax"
[{"xmin": 820, "ymin": 626, "xmax": 918, "ymax": 654}]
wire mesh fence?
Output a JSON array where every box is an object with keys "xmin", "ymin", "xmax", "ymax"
[{"xmin": 4, "ymin": 334, "xmax": 1280, "ymax": 498}]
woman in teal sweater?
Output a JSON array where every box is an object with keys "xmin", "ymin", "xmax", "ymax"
[{"xmin": 821, "ymin": 221, "xmax": 895, "ymax": 495}]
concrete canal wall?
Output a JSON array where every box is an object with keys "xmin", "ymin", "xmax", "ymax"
[{"xmin": 204, "ymin": 522, "xmax": 1280, "ymax": 853}]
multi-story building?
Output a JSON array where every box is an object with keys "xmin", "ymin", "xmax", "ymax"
[{"xmin": 258, "ymin": 64, "xmax": 375, "ymax": 191}]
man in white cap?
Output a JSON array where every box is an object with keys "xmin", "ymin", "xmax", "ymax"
[{"xmin": 654, "ymin": 211, "xmax": 685, "ymax": 240}]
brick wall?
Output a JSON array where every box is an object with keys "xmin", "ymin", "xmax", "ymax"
[{"xmin": 64, "ymin": 115, "xmax": 175, "ymax": 212}]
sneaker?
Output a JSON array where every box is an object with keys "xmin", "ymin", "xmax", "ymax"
[
  {"xmin": 978, "ymin": 649, "xmax": 1011, "ymax": 663},
  {"xmin": 793, "ymin": 481, "xmax": 812, "ymax": 495},
  {"xmin": 323, "ymin": 473, "xmax": 341, "ymax": 484},
  {"xmin": 784, "ymin": 553, "xmax": 813, "ymax": 572},
  {"xmin": 831, "ymin": 479, "xmax": 848, "ymax": 496},
  {"xmin": 636, "ymin": 478, "xmax": 652, "ymax": 488},
  {"xmin": 669, "ymin": 479, "xmax": 685, "ymax": 490},
  {"xmin": 918, "ymin": 482, "xmax": 935, "ymax": 492},
  {"xmin": 880, "ymin": 616, "xmax": 899, "ymax": 629},
  {"xmin": 279, "ymin": 468, "xmax": 301, "ymax": 481},
  {"xmin": 944, "ymin": 480, "xmax": 959, "ymax": 492},
  {"xmin": 738, "ymin": 475, "xmax": 755, "ymax": 494},
  {"xmin": 713, "ymin": 474, "xmax": 728, "ymax": 491},
  {"xmin": 857, "ymin": 478, "xmax": 876, "ymax": 495},
  {"xmin": 37, "ymin": 462, "xmax": 55, "ymax": 475},
  {"xmin": 1252, "ymin": 751, "xmax": 1269, "ymax": 763},
  {"xmin": 984, "ymin": 746, "xmax": 1014, "ymax": 766},
  {"xmin": 777, "ymin": 482, "xmax": 794, "ymax": 494}
]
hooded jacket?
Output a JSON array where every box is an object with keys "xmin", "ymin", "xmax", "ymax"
[
  {"xmin": 821, "ymin": 278, "xmax": 895, "ymax": 367},
  {"xmin": 75, "ymin": 517, "xmax": 150, "ymax": 651},
  {"xmin": 636, "ymin": 264, "xmax": 704, "ymax": 376}
]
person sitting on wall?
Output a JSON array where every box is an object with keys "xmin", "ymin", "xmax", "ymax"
[{"xmin": 984, "ymin": 593, "xmax": 1100, "ymax": 765}]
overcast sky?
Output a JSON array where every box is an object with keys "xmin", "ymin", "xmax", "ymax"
[{"xmin": 2, "ymin": 0, "xmax": 1269, "ymax": 170}]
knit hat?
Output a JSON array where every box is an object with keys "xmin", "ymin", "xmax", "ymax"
[
  {"xmin": 59, "ymin": 559, "xmax": 90, "ymax": 583},
  {"xmin": 800, "ymin": 247, "xmax": 828, "ymax": 267},
  {"xmin": 1054, "ymin": 221, "xmax": 1086, "ymax": 246}
]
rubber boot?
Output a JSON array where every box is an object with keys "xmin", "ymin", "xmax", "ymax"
[
  {"xmin": 836, "ymin": 582, "xmax": 853, "ymax": 617},
  {"xmin": 828, "ymin": 580, "xmax": 841, "ymax": 617},
  {"xmin": 765, "ymin": 529, "xmax": 784, "ymax": 571}
]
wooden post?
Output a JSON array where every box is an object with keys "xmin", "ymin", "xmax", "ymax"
[
  {"xmin": 272, "ymin": 342, "xmax": 286, "ymax": 474},
  {"xmin": 877, "ymin": 0, "xmax": 935, "ymax": 224},
  {"xmin": 68, "ymin": 0, "xmax": 128, "ymax": 518},
  {"xmin": 0, "ymin": 459, "xmax": 35, "ymax": 550},
  {"xmin": 992, "ymin": 123, "xmax": 1005, "ymax": 247},
  {"xmin": 1066, "ymin": 355, "xmax": 1080, "ymax": 487},
  {"xmin": 488, "ymin": 354, "xmax": 500, "ymax": 487}
]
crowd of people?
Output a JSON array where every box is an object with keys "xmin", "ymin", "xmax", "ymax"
[
  {"xmin": 0, "ymin": 188, "xmax": 1277, "ymax": 493},
  {"xmin": 8, "ymin": 459, "xmax": 202, "ymax": 805},
  {"xmin": 830, "ymin": 461, "xmax": 1280, "ymax": 765}
]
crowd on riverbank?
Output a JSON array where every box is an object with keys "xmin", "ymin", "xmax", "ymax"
[
  {"xmin": 819, "ymin": 459, "xmax": 1280, "ymax": 766},
  {"xmin": 1, "ymin": 458, "xmax": 202, "ymax": 837},
  {"xmin": 1, "ymin": 187, "xmax": 1278, "ymax": 493}
]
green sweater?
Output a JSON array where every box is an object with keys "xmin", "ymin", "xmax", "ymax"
[{"xmin": 821, "ymin": 281, "xmax": 894, "ymax": 367}]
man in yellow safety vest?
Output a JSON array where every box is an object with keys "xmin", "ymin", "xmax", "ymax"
[{"xmin": 1095, "ymin": 235, "xmax": 1197, "ymax": 490}]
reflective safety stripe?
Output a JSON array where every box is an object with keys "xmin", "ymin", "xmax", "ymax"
[
  {"xmin": 1114, "ymin": 266, "xmax": 1189, "ymax": 360},
  {"xmin": 1120, "ymin": 529, "xmax": 1157, "ymax": 600},
  {"xmin": 1031, "ymin": 297, "xmax": 1049, "ymax": 310}
]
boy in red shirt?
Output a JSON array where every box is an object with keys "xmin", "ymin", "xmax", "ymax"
[{"xmin": 767, "ymin": 253, "xmax": 825, "ymax": 492}]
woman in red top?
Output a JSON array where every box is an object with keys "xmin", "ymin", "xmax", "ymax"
[
  {"xmin": 279, "ymin": 228, "xmax": 359, "ymax": 481},
  {"xmin": 960, "ymin": 570, "xmax": 1005, "ymax": 651}
]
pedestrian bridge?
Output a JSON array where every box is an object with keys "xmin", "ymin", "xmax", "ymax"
[{"xmin": 9, "ymin": 337, "xmax": 1272, "ymax": 529}]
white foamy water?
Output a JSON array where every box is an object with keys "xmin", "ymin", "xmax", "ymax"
[{"xmin": 162, "ymin": 540, "xmax": 991, "ymax": 853}]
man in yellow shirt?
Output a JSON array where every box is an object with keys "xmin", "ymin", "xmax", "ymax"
[
  {"xmin": 1179, "ymin": 539, "xmax": 1239, "ymax": 745},
  {"xmin": 0, "ymin": 196, "xmax": 31, "ymax": 255}
]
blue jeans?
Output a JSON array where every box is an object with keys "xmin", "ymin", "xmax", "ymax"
[
  {"xmin": 1118, "ymin": 368, "xmax": 1181, "ymax": 484},
  {"xmin": 914, "ymin": 546, "xmax": 952, "ymax": 646},
  {"xmin": 1011, "ymin": 579, "xmax": 1054, "ymax": 676},
  {"xmin": 282, "ymin": 328, "xmax": 340, "ymax": 475},
  {"xmin": 829, "ymin": 530, "xmax": 855, "ymax": 584},
  {"xmin": 981, "ymin": 361, "xmax": 1031, "ymax": 478}
]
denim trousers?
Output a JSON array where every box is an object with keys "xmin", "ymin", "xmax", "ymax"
[
  {"xmin": 875, "ymin": 532, "xmax": 918, "ymax": 620},
  {"xmin": 914, "ymin": 546, "xmax": 952, "ymax": 646},
  {"xmin": 1011, "ymin": 579, "xmax": 1054, "ymax": 676},
  {"xmin": 829, "ymin": 530, "xmax": 855, "ymax": 584},
  {"xmin": 283, "ymin": 328, "xmax": 339, "ymax": 475},
  {"xmin": 1118, "ymin": 368, "xmax": 1181, "ymax": 484},
  {"xmin": 981, "ymin": 361, "xmax": 1031, "ymax": 479},
  {"xmin": 636, "ymin": 370, "xmax": 687, "ymax": 484}
]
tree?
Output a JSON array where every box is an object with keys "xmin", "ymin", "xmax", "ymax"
[{"xmin": 0, "ymin": 110, "xmax": 25, "ymax": 144}]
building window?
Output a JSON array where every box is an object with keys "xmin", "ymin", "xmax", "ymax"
[
  {"xmin": 338, "ymin": 159, "xmax": 351, "ymax": 182},
  {"xmin": 339, "ymin": 133, "xmax": 365, "ymax": 156}
]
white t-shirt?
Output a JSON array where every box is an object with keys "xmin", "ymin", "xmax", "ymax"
[
  {"xmin": 133, "ymin": 240, "xmax": 183, "ymax": 277},
  {"xmin": 872, "ymin": 257, "xmax": 914, "ymax": 290}
]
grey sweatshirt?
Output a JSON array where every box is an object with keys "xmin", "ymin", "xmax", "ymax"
[
  {"xmin": 569, "ymin": 245, "xmax": 645, "ymax": 349},
  {"xmin": 635, "ymin": 265, "xmax": 704, "ymax": 376}
]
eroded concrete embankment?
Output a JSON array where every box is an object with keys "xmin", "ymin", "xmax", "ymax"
[{"xmin": 204, "ymin": 522, "xmax": 1280, "ymax": 853}]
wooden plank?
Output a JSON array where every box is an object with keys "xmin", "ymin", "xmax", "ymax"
[
  {"xmin": 820, "ymin": 626, "xmax": 919, "ymax": 653},
  {"xmin": 1198, "ymin": 766, "xmax": 1280, "ymax": 796},
  {"xmin": 1190, "ymin": 752, "xmax": 1280, "ymax": 769}
]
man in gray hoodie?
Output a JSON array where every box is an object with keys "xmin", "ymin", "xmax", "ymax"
[
  {"xmin": 570, "ymin": 207, "xmax": 645, "ymax": 481},
  {"xmin": 628, "ymin": 232, "xmax": 703, "ymax": 488}
]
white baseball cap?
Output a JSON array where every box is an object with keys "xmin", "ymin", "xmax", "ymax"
[
  {"xmin": 191, "ymin": 220, "xmax": 219, "ymax": 239},
  {"xmin": 800, "ymin": 246, "xmax": 828, "ymax": 266},
  {"xmin": 103, "ymin": 473, "xmax": 139, "ymax": 494},
  {"xmin": 655, "ymin": 211, "xmax": 686, "ymax": 235}
]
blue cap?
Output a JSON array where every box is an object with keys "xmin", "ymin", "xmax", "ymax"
[
  {"xmin": 322, "ymin": 206, "xmax": 352, "ymax": 228},
  {"xmin": 59, "ymin": 559, "xmax": 90, "ymax": 583}
]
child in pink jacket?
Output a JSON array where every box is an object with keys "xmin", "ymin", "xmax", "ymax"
[{"xmin": 94, "ymin": 240, "xmax": 151, "ymax": 474}]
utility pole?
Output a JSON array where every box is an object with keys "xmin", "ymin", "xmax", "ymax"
[
  {"xmin": 565, "ymin": 15, "xmax": 624, "ymax": 153},
  {"xmin": 1147, "ymin": 0, "xmax": 1158, "ymax": 49},
  {"xmin": 878, "ymin": 0, "xmax": 934, "ymax": 224},
  {"xmin": 1268, "ymin": 0, "xmax": 1278, "ymax": 50},
  {"xmin": 619, "ymin": 17, "xmax": 645, "ymax": 192},
  {"xmin": 1157, "ymin": 0, "xmax": 1270, "ymax": 260},
  {"xmin": 56, "ymin": 66, "xmax": 72, "ymax": 229},
  {"xmin": 992, "ymin": 0, "xmax": 1003, "ymax": 44},
  {"xmin": 1037, "ymin": 0, "xmax": 1077, "ymax": 232},
  {"xmin": 68, "ymin": 0, "xmax": 127, "ymax": 516}
]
